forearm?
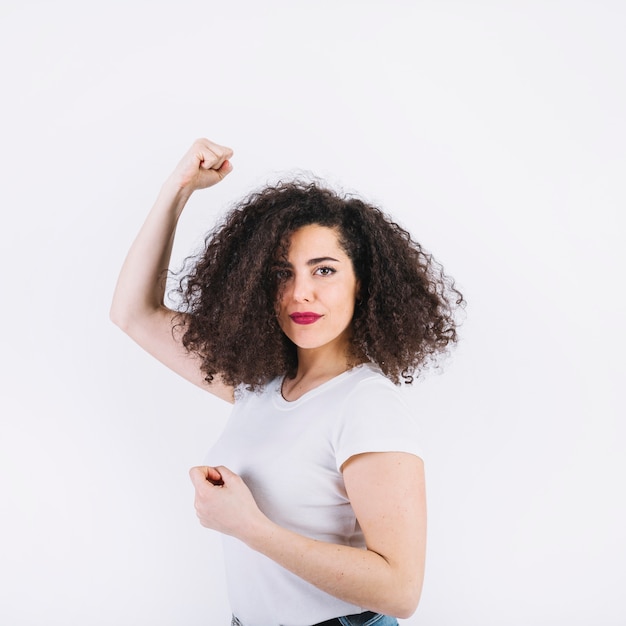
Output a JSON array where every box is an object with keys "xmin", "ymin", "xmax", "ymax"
[
  {"xmin": 191, "ymin": 456, "xmax": 425, "ymax": 617},
  {"xmin": 110, "ymin": 179, "xmax": 190, "ymax": 329},
  {"xmin": 244, "ymin": 516, "xmax": 421, "ymax": 619},
  {"xmin": 111, "ymin": 139, "xmax": 233, "ymax": 332}
]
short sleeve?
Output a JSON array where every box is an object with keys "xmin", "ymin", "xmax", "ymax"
[{"xmin": 332, "ymin": 377, "xmax": 424, "ymax": 472}]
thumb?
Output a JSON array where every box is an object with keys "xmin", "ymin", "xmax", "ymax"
[
  {"xmin": 213, "ymin": 465, "xmax": 238, "ymax": 483},
  {"xmin": 189, "ymin": 465, "xmax": 224, "ymax": 488},
  {"xmin": 216, "ymin": 159, "xmax": 233, "ymax": 179}
]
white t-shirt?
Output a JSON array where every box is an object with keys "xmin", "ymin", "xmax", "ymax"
[{"xmin": 206, "ymin": 363, "xmax": 423, "ymax": 626}]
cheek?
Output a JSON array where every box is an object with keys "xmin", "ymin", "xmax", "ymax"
[{"xmin": 336, "ymin": 290, "xmax": 357, "ymax": 317}]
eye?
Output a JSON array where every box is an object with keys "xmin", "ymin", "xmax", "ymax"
[
  {"xmin": 274, "ymin": 267, "xmax": 292, "ymax": 281},
  {"xmin": 315, "ymin": 266, "xmax": 336, "ymax": 277}
]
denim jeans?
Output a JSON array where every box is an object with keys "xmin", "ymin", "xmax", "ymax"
[{"xmin": 230, "ymin": 612, "xmax": 398, "ymax": 626}]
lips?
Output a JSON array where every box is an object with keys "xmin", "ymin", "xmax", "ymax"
[{"xmin": 289, "ymin": 312, "xmax": 322, "ymax": 325}]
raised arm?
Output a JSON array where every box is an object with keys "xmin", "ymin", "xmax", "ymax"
[{"xmin": 110, "ymin": 139, "xmax": 235, "ymax": 402}]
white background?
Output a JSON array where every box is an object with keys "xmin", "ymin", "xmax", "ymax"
[{"xmin": 1, "ymin": 1, "xmax": 624, "ymax": 624}]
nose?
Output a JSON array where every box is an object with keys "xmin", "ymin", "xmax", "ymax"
[{"xmin": 291, "ymin": 273, "xmax": 314, "ymax": 303}]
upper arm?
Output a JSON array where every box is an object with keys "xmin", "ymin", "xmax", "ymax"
[
  {"xmin": 342, "ymin": 452, "xmax": 426, "ymax": 606},
  {"xmin": 113, "ymin": 305, "xmax": 235, "ymax": 403}
]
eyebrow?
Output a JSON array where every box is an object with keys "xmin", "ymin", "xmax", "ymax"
[
  {"xmin": 274, "ymin": 256, "xmax": 341, "ymax": 268},
  {"xmin": 307, "ymin": 256, "xmax": 340, "ymax": 266}
]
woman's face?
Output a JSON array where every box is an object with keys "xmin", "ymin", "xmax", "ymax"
[{"xmin": 276, "ymin": 224, "xmax": 360, "ymax": 357}]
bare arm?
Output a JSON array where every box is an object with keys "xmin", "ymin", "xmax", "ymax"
[
  {"xmin": 110, "ymin": 138, "xmax": 235, "ymax": 403},
  {"xmin": 190, "ymin": 452, "xmax": 426, "ymax": 618}
]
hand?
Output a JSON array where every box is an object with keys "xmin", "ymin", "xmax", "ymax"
[
  {"xmin": 189, "ymin": 465, "xmax": 265, "ymax": 540},
  {"xmin": 167, "ymin": 138, "xmax": 234, "ymax": 194}
]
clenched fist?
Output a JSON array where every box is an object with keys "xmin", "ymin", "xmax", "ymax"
[
  {"xmin": 189, "ymin": 465, "xmax": 267, "ymax": 541},
  {"xmin": 168, "ymin": 138, "xmax": 234, "ymax": 193}
]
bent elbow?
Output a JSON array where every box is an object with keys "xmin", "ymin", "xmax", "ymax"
[
  {"xmin": 394, "ymin": 604, "xmax": 419, "ymax": 621},
  {"xmin": 109, "ymin": 299, "xmax": 158, "ymax": 335},
  {"xmin": 109, "ymin": 302, "xmax": 146, "ymax": 337},
  {"xmin": 388, "ymin": 581, "xmax": 423, "ymax": 620},
  {"xmin": 109, "ymin": 304, "xmax": 131, "ymax": 333},
  {"xmin": 393, "ymin": 595, "xmax": 420, "ymax": 620}
]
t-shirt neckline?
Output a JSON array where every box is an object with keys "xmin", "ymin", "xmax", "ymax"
[{"xmin": 274, "ymin": 364, "xmax": 369, "ymax": 408}]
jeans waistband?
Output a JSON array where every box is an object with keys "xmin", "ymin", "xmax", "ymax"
[
  {"xmin": 313, "ymin": 611, "xmax": 378, "ymax": 626},
  {"xmin": 231, "ymin": 610, "xmax": 383, "ymax": 626}
]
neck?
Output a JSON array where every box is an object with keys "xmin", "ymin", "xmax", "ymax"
[
  {"xmin": 282, "ymin": 336, "xmax": 367, "ymax": 400},
  {"xmin": 294, "ymin": 341, "xmax": 352, "ymax": 378},
  {"xmin": 293, "ymin": 322, "xmax": 364, "ymax": 377},
  {"xmin": 282, "ymin": 344, "xmax": 356, "ymax": 402}
]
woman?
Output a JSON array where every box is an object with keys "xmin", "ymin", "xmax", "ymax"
[{"xmin": 110, "ymin": 138, "xmax": 462, "ymax": 626}]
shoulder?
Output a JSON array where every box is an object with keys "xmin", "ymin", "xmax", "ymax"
[
  {"xmin": 341, "ymin": 364, "xmax": 408, "ymax": 410},
  {"xmin": 338, "ymin": 363, "xmax": 395, "ymax": 388},
  {"xmin": 331, "ymin": 365, "xmax": 423, "ymax": 469}
]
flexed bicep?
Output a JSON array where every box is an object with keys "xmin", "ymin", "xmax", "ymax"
[{"xmin": 110, "ymin": 138, "xmax": 235, "ymax": 403}]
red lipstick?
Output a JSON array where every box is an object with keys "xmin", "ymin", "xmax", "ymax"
[{"xmin": 289, "ymin": 312, "xmax": 322, "ymax": 325}]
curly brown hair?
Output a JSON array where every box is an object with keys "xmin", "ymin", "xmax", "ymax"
[{"xmin": 173, "ymin": 179, "xmax": 464, "ymax": 388}]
